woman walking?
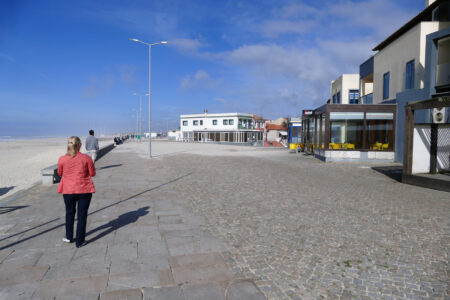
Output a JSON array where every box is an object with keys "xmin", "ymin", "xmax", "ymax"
[{"xmin": 57, "ymin": 136, "xmax": 96, "ymax": 248}]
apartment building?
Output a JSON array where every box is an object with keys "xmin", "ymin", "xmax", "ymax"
[
  {"xmin": 330, "ymin": 74, "xmax": 360, "ymax": 104},
  {"xmin": 359, "ymin": 0, "xmax": 450, "ymax": 161}
]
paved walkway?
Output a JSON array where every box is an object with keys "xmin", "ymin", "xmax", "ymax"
[
  {"xmin": 0, "ymin": 142, "xmax": 449, "ymax": 299},
  {"xmin": 0, "ymin": 147, "xmax": 266, "ymax": 299}
]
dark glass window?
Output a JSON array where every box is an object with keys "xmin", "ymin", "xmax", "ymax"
[
  {"xmin": 329, "ymin": 112, "xmax": 364, "ymax": 149},
  {"xmin": 383, "ymin": 72, "xmax": 390, "ymax": 99},
  {"xmin": 223, "ymin": 119, "xmax": 228, "ymax": 125},
  {"xmin": 366, "ymin": 113, "xmax": 394, "ymax": 150},
  {"xmin": 182, "ymin": 121, "xmax": 188, "ymax": 126},
  {"xmin": 213, "ymin": 120, "xmax": 217, "ymax": 125},
  {"xmin": 405, "ymin": 60, "xmax": 415, "ymax": 89},
  {"xmin": 349, "ymin": 90, "xmax": 359, "ymax": 104},
  {"xmin": 200, "ymin": 120, "xmax": 203, "ymax": 126},
  {"xmin": 193, "ymin": 120, "xmax": 198, "ymax": 126},
  {"xmin": 336, "ymin": 91, "xmax": 341, "ymax": 104}
]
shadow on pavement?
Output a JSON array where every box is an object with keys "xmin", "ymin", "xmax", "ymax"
[
  {"xmin": 97, "ymin": 164, "xmax": 122, "ymax": 170},
  {"xmin": 86, "ymin": 206, "xmax": 149, "ymax": 243},
  {"xmin": 0, "ymin": 186, "xmax": 15, "ymax": 196},
  {"xmin": 372, "ymin": 166, "xmax": 403, "ymax": 182},
  {"xmin": 0, "ymin": 205, "xmax": 29, "ymax": 215},
  {"xmin": 0, "ymin": 172, "xmax": 192, "ymax": 251}
]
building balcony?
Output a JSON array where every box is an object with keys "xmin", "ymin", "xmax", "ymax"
[
  {"xmin": 361, "ymin": 93, "xmax": 373, "ymax": 104},
  {"xmin": 238, "ymin": 125, "xmax": 254, "ymax": 130}
]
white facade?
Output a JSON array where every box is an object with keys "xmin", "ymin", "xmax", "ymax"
[
  {"xmin": 180, "ymin": 113, "xmax": 254, "ymax": 132},
  {"xmin": 168, "ymin": 130, "xmax": 182, "ymax": 141},
  {"xmin": 330, "ymin": 74, "xmax": 360, "ymax": 104},
  {"xmin": 373, "ymin": 22, "xmax": 449, "ymax": 103}
]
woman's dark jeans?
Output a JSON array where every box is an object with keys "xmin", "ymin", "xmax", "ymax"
[{"xmin": 63, "ymin": 193, "xmax": 92, "ymax": 247}]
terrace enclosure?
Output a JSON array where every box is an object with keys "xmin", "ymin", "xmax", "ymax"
[{"xmin": 301, "ymin": 104, "xmax": 397, "ymax": 162}]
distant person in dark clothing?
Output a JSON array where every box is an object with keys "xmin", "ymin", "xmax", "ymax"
[{"xmin": 85, "ymin": 130, "xmax": 99, "ymax": 162}]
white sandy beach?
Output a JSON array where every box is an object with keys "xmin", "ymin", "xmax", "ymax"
[
  {"xmin": 0, "ymin": 137, "xmax": 112, "ymax": 201},
  {"xmin": 0, "ymin": 138, "xmax": 287, "ymax": 201}
]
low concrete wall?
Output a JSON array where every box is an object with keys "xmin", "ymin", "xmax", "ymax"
[
  {"xmin": 313, "ymin": 149, "xmax": 395, "ymax": 162},
  {"xmin": 40, "ymin": 143, "xmax": 115, "ymax": 185}
]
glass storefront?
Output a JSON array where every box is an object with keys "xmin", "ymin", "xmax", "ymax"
[
  {"xmin": 329, "ymin": 112, "xmax": 364, "ymax": 149},
  {"xmin": 366, "ymin": 112, "xmax": 394, "ymax": 150},
  {"xmin": 302, "ymin": 105, "xmax": 396, "ymax": 151}
]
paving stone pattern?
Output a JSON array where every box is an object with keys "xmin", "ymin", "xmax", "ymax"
[
  {"xmin": 0, "ymin": 149, "xmax": 265, "ymax": 299},
  {"xmin": 0, "ymin": 145, "xmax": 448, "ymax": 299},
  {"xmin": 159, "ymin": 152, "xmax": 449, "ymax": 300}
]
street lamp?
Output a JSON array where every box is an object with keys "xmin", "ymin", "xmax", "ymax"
[
  {"xmin": 133, "ymin": 93, "xmax": 149, "ymax": 142},
  {"xmin": 129, "ymin": 38, "xmax": 168, "ymax": 157}
]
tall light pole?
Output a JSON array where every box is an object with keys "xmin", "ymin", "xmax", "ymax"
[
  {"xmin": 129, "ymin": 38, "xmax": 168, "ymax": 158},
  {"xmin": 133, "ymin": 93, "xmax": 149, "ymax": 142}
]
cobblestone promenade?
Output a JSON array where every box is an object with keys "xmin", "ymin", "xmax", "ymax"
[{"xmin": 0, "ymin": 142, "xmax": 448, "ymax": 299}]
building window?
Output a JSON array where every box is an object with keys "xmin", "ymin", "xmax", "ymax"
[
  {"xmin": 213, "ymin": 120, "xmax": 217, "ymax": 125},
  {"xmin": 332, "ymin": 94, "xmax": 336, "ymax": 104},
  {"xmin": 383, "ymin": 72, "xmax": 390, "ymax": 99},
  {"xmin": 405, "ymin": 60, "xmax": 415, "ymax": 90},
  {"xmin": 366, "ymin": 113, "xmax": 394, "ymax": 150},
  {"xmin": 336, "ymin": 92, "xmax": 341, "ymax": 104},
  {"xmin": 229, "ymin": 119, "xmax": 234, "ymax": 125},
  {"xmin": 329, "ymin": 112, "xmax": 364, "ymax": 149},
  {"xmin": 193, "ymin": 120, "xmax": 198, "ymax": 126},
  {"xmin": 223, "ymin": 119, "xmax": 228, "ymax": 125},
  {"xmin": 349, "ymin": 90, "xmax": 359, "ymax": 104},
  {"xmin": 182, "ymin": 121, "xmax": 188, "ymax": 126},
  {"xmin": 200, "ymin": 120, "xmax": 203, "ymax": 126}
]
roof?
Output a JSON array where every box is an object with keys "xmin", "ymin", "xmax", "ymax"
[
  {"xmin": 266, "ymin": 124, "xmax": 287, "ymax": 131},
  {"xmin": 372, "ymin": 0, "xmax": 442, "ymax": 51},
  {"xmin": 252, "ymin": 114, "xmax": 267, "ymax": 120},
  {"xmin": 180, "ymin": 112, "xmax": 253, "ymax": 118}
]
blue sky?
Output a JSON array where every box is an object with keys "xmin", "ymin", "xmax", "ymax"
[{"xmin": 0, "ymin": 0, "xmax": 424, "ymax": 137}]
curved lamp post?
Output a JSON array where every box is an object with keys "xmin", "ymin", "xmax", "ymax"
[{"xmin": 129, "ymin": 38, "xmax": 168, "ymax": 157}]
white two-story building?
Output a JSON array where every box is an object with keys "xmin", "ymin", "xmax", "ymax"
[{"xmin": 180, "ymin": 112, "xmax": 264, "ymax": 145}]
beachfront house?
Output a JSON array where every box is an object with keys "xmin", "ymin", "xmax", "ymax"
[
  {"xmin": 180, "ymin": 112, "xmax": 264, "ymax": 145},
  {"xmin": 359, "ymin": 0, "xmax": 450, "ymax": 161}
]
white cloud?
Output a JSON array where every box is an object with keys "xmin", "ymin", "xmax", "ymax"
[
  {"xmin": 83, "ymin": 74, "xmax": 115, "ymax": 99},
  {"xmin": 214, "ymin": 97, "xmax": 227, "ymax": 105},
  {"xmin": 257, "ymin": 0, "xmax": 416, "ymax": 40},
  {"xmin": 170, "ymin": 38, "xmax": 206, "ymax": 55},
  {"xmin": 259, "ymin": 20, "xmax": 315, "ymax": 38},
  {"xmin": 180, "ymin": 70, "xmax": 223, "ymax": 91},
  {"xmin": 228, "ymin": 44, "xmax": 336, "ymax": 84},
  {"xmin": 329, "ymin": 0, "xmax": 414, "ymax": 38},
  {"xmin": 119, "ymin": 65, "xmax": 137, "ymax": 87}
]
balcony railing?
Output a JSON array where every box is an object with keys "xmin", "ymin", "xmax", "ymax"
[
  {"xmin": 361, "ymin": 93, "xmax": 373, "ymax": 104},
  {"xmin": 238, "ymin": 125, "xmax": 255, "ymax": 130}
]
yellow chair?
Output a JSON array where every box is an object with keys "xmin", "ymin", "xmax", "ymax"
[
  {"xmin": 347, "ymin": 143, "xmax": 355, "ymax": 149},
  {"xmin": 329, "ymin": 143, "xmax": 335, "ymax": 149},
  {"xmin": 321, "ymin": 144, "xmax": 325, "ymax": 149},
  {"xmin": 382, "ymin": 143, "xmax": 389, "ymax": 150},
  {"xmin": 332, "ymin": 144, "xmax": 340, "ymax": 150}
]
